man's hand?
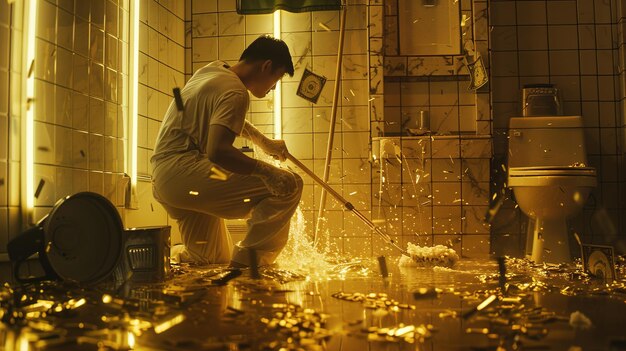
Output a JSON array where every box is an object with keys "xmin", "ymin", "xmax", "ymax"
[
  {"xmin": 242, "ymin": 121, "xmax": 289, "ymax": 162},
  {"xmin": 261, "ymin": 139, "xmax": 288, "ymax": 162}
]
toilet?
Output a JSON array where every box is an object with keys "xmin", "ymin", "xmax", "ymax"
[{"xmin": 507, "ymin": 116, "xmax": 596, "ymax": 264}]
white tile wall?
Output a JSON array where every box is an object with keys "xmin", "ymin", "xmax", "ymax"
[
  {"xmin": 0, "ymin": 2, "xmax": 14, "ymax": 253},
  {"xmin": 0, "ymin": 0, "xmax": 135, "ymax": 246},
  {"xmin": 121, "ymin": 0, "xmax": 184, "ymax": 243},
  {"xmin": 372, "ymin": 135, "xmax": 491, "ymax": 257},
  {"xmin": 10, "ymin": 0, "xmax": 620, "ymax": 260}
]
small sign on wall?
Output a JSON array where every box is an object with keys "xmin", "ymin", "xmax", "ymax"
[
  {"xmin": 466, "ymin": 55, "xmax": 488, "ymax": 90},
  {"xmin": 296, "ymin": 68, "xmax": 326, "ymax": 104}
]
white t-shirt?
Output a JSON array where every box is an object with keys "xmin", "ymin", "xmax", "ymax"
[{"xmin": 151, "ymin": 61, "xmax": 249, "ymax": 165}]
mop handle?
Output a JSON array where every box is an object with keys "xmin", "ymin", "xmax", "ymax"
[
  {"xmin": 286, "ymin": 153, "xmax": 408, "ymax": 255},
  {"xmin": 286, "ymin": 153, "xmax": 345, "ymax": 208}
]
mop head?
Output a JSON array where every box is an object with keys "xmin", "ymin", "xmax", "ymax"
[{"xmin": 398, "ymin": 243, "xmax": 459, "ymax": 268}]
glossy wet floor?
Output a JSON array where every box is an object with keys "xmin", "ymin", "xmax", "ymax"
[{"xmin": 2, "ymin": 258, "xmax": 626, "ymax": 350}]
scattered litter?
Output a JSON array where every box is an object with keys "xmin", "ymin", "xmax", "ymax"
[
  {"xmin": 377, "ymin": 256, "xmax": 389, "ymax": 278},
  {"xmin": 398, "ymin": 243, "xmax": 459, "ymax": 268},
  {"xmin": 260, "ymin": 303, "xmax": 331, "ymax": 349},
  {"xmin": 412, "ymin": 287, "xmax": 438, "ymax": 300},
  {"xmin": 332, "ymin": 292, "xmax": 416, "ymax": 311},
  {"xmin": 318, "ymin": 22, "xmax": 331, "ymax": 31},
  {"xmin": 569, "ymin": 311, "xmax": 593, "ymax": 330},
  {"xmin": 1, "ymin": 255, "xmax": 625, "ymax": 349},
  {"xmin": 154, "ymin": 313, "xmax": 185, "ymax": 334},
  {"xmin": 462, "ymin": 294, "xmax": 497, "ymax": 319}
]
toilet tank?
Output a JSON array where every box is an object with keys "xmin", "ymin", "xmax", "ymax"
[{"xmin": 508, "ymin": 116, "xmax": 588, "ymax": 168}]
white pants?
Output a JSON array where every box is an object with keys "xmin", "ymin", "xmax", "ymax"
[{"xmin": 152, "ymin": 153, "xmax": 303, "ymax": 266}]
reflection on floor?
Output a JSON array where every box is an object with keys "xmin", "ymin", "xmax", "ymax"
[{"xmin": 1, "ymin": 257, "xmax": 626, "ymax": 350}]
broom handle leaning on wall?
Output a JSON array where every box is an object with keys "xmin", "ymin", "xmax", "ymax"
[
  {"xmin": 315, "ymin": 4, "xmax": 348, "ymax": 244},
  {"xmin": 286, "ymin": 153, "xmax": 408, "ymax": 256}
]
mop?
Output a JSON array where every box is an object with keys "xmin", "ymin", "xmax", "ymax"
[{"xmin": 286, "ymin": 153, "xmax": 458, "ymax": 268}]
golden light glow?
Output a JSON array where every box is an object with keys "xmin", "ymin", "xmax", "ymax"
[
  {"xmin": 154, "ymin": 313, "xmax": 185, "ymax": 334},
  {"xmin": 273, "ymin": 10, "xmax": 282, "ymax": 139},
  {"xmin": 126, "ymin": 331, "xmax": 136, "ymax": 348},
  {"xmin": 129, "ymin": 0, "xmax": 140, "ymax": 197},
  {"xmin": 23, "ymin": 0, "xmax": 38, "ymax": 220},
  {"xmin": 476, "ymin": 294, "xmax": 497, "ymax": 311},
  {"xmin": 209, "ymin": 166, "xmax": 228, "ymax": 180},
  {"xmin": 17, "ymin": 333, "xmax": 30, "ymax": 351},
  {"xmin": 68, "ymin": 298, "xmax": 86, "ymax": 309}
]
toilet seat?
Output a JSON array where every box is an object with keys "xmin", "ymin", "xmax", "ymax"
[
  {"xmin": 508, "ymin": 166, "xmax": 596, "ymax": 187},
  {"xmin": 509, "ymin": 166, "xmax": 596, "ymax": 177}
]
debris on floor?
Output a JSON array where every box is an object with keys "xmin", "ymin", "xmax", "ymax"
[{"xmin": 1, "ymin": 257, "xmax": 625, "ymax": 350}]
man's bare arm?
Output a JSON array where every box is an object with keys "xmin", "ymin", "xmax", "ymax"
[
  {"xmin": 241, "ymin": 120, "xmax": 288, "ymax": 161},
  {"xmin": 207, "ymin": 124, "xmax": 257, "ymax": 175},
  {"xmin": 241, "ymin": 120, "xmax": 267, "ymax": 144},
  {"xmin": 207, "ymin": 124, "xmax": 297, "ymax": 196}
]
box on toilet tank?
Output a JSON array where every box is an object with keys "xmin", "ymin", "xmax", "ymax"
[{"xmin": 522, "ymin": 84, "xmax": 562, "ymax": 116}]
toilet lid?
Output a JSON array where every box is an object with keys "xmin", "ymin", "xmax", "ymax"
[{"xmin": 509, "ymin": 166, "xmax": 596, "ymax": 177}]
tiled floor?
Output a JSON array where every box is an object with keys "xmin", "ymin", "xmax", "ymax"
[{"xmin": 1, "ymin": 258, "xmax": 626, "ymax": 350}]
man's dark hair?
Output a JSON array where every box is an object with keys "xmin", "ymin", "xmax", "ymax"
[{"xmin": 240, "ymin": 35, "xmax": 295, "ymax": 77}]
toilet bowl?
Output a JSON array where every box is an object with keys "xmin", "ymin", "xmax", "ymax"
[
  {"xmin": 508, "ymin": 166, "xmax": 596, "ymax": 263},
  {"xmin": 507, "ymin": 116, "xmax": 596, "ymax": 263}
]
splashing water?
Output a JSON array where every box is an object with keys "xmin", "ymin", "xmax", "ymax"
[
  {"xmin": 276, "ymin": 208, "xmax": 350, "ymax": 278},
  {"xmin": 253, "ymin": 144, "xmax": 368, "ymax": 279},
  {"xmin": 249, "ymin": 146, "xmax": 336, "ymax": 275},
  {"xmin": 275, "ymin": 208, "xmax": 373, "ymax": 281}
]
